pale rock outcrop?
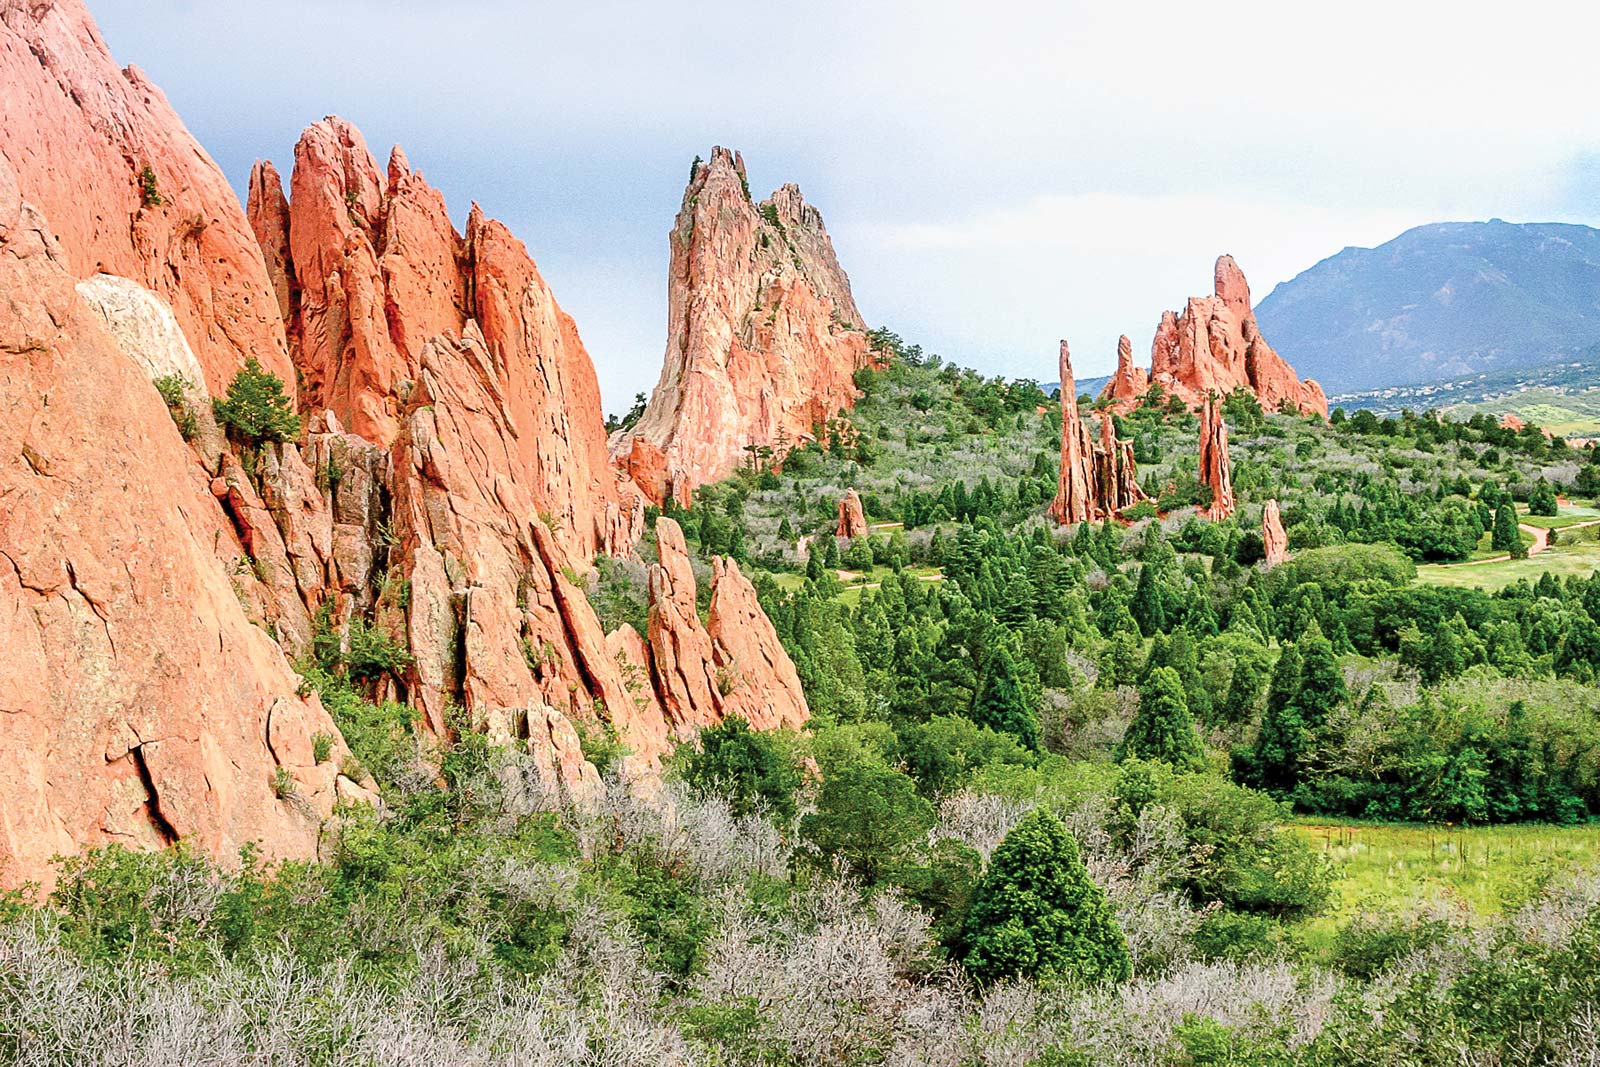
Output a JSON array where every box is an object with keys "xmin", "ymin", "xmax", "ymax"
[
  {"xmin": 1100, "ymin": 256, "xmax": 1327, "ymax": 418},
  {"xmin": 1262, "ymin": 499, "xmax": 1287, "ymax": 565},
  {"xmin": 1049, "ymin": 341, "xmax": 1099, "ymax": 525},
  {"xmin": 75, "ymin": 272, "xmax": 227, "ymax": 468},
  {"xmin": 0, "ymin": 155, "xmax": 368, "ymax": 890},
  {"xmin": 1199, "ymin": 394, "xmax": 1236, "ymax": 521},
  {"xmin": 612, "ymin": 148, "xmax": 872, "ymax": 503},
  {"xmin": 0, "ymin": 0, "xmax": 293, "ymax": 395},
  {"xmin": 836, "ymin": 489, "xmax": 868, "ymax": 538}
]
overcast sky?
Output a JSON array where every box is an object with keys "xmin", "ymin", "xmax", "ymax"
[{"xmin": 93, "ymin": 0, "xmax": 1600, "ymax": 412}]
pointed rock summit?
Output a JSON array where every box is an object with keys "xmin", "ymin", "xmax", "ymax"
[
  {"xmin": 1199, "ymin": 395, "xmax": 1236, "ymax": 521},
  {"xmin": 612, "ymin": 148, "xmax": 873, "ymax": 505},
  {"xmin": 836, "ymin": 489, "xmax": 868, "ymax": 538},
  {"xmin": 1102, "ymin": 335, "xmax": 1149, "ymax": 415},
  {"xmin": 1262, "ymin": 499, "xmax": 1288, "ymax": 565},
  {"xmin": 1100, "ymin": 256, "xmax": 1327, "ymax": 418}
]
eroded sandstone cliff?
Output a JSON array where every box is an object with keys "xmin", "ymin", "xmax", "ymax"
[{"xmin": 612, "ymin": 148, "xmax": 872, "ymax": 505}]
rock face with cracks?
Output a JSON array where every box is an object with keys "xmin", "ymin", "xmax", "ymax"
[
  {"xmin": 1100, "ymin": 256, "xmax": 1327, "ymax": 418},
  {"xmin": 612, "ymin": 147, "xmax": 873, "ymax": 505},
  {"xmin": 0, "ymin": 154, "xmax": 369, "ymax": 891}
]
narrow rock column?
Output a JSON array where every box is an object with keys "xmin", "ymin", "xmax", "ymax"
[
  {"xmin": 1049, "ymin": 341, "xmax": 1099, "ymax": 525},
  {"xmin": 1262, "ymin": 499, "xmax": 1287, "ymax": 565},
  {"xmin": 1199, "ymin": 394, "xmax": 1235, "ymax": 521},
  {"xmin": 836, "ymin": 489, "xmax": 867, "ymax": 538}
]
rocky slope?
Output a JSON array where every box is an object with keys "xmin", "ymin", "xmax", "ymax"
[
  {"xmin": 0, "ymin": 0, "xmax": 294, "ymax": 396},
  {"xmin": 0, "ymin": 2, "xmax": 809, "ymax": 887},
  {"xmin": 1257, "ymin": 220, "xmax": 1600, "ymax": 393},
  {"xmin": 612, "ymin": 148, "xmax": 873, "ymax": 505},
  {"xmin": 1101, "ymin": 256, "xmax": 1327, "ymax": 418}
]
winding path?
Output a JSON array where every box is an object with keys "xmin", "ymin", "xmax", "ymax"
[{"xmin": 1437, "ymin": 519, "xmax": 1600, "ymax": 568}]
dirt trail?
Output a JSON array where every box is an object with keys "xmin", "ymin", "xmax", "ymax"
[{"xmin": 1438, "ymin": 519, "xmax": 1600, "ymax": 568}]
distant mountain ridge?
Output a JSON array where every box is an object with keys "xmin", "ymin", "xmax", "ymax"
[{"xmin": 1255, "ymin": 219, "xmax": 1600, "ymax": 393}]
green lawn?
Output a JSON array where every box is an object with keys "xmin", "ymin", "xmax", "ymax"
[
  {"xmin": 1518, "ymin": 503, "xmax": 1600, "ymax": 530},
  {"xmin": 1293, "ymin": 819, "xmax": 1600, "ymax": 948},
  {"xmin": 765, "ymin": 564, "xmax": 943, "ymax": 604},
  {"xmin": 1417, "ymin": 536, "xmax": 1600, "ymax": 591}
]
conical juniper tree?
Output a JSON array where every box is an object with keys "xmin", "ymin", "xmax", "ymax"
[
  {"xmin": 960, "ymin": 808, "xmax": 1130, "ymax": 985},
  {"xmin": 1116, "ymin": 665, "xmax": 1204, "ymax": 770}
]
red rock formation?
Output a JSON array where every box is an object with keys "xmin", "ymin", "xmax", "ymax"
[
  {"xmin": 708, "ymin": 557, "xmax": 809, "ymax": 732},
  {"xmin": 0, "ymin": 0, "xmax": 293, "ymax": 397},
  {"xmin": 1101, "ymin": 335, "xmax": 1149, "ymax": 415},
  {"xmin": 1099, "ymin": 256, "xmax": 1327, "ymax": 418},
  {"xmin": 612, "ymin": 148, "xmax": 872, "ymax": 501},
  {"xmin": 256, "ymin": 119, "xmax": 630, "ymax": 563},
  {"xmin": 0, "ymin": 155, "xmax": 367, "ymax": 890},
  {"xmin": 836, "ymin": 489, "xmax": 868, "ymax": 538},
  {"xmin": 1049, "ymin": 342, "xmax": 1099, "ymax": 525},
  {"xmin": 1092, "ymin": 414, "xmax": 1148, "ymax": 515},
  {"xmin": 646, "ymin": 518, "xmax": 811, "ymax": 737},
  {"xmin": 1262, "ymin": 499, "xmax": 1287, "ymax": 565},
  {"xmin": 1199, "ymin": 394, "xmax": 1236, "ymax": 521}
]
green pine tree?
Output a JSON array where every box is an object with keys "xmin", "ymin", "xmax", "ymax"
[
  {"xmin": 971, "ymin": 645, "xmax": 1039, "ymax": 750},
  {"xmin": 1491, "ymin": 502, "xmax": 1525, "ymax": 558},
  {"xmin": 1116, "ymin": 666, "xmax": 1204, "ymax": 770},
  {"xmin": 1130, "ymin": 563, "xmax": 1167, "ymax": 637},
  {"xmin": 960, "ymin": 809, "xmax": 1130, "ymax": 985},
  {"xmin": 213, "ymin": 356, "xmax": 301, "ymax": 445}
]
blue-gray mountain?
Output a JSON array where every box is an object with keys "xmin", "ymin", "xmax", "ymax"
[{"xmin": 1255, "ymin": 220, "xmax": 1600, "ymax": 393}]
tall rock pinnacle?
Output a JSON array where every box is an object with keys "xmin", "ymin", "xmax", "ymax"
[
  {"xmin": 1199, "ymin": 394, "xmax": 1236, "ymax": 521},
  {"xmin": 612, "ymin": 148, "xmax": 873, "ymax": 505},
  {"xmin": 1262, "ymin": 499, "xmax": 1288, "ymax": 565},
  {"xmin": 1049, "ymin": 342, "xmax": 1099, "ymax": 525},
  {"xmin": 1100, "ymin": 256, "xmax": 1327, "ymax": 418}
]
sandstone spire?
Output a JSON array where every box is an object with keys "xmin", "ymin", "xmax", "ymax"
[
  {"xmin": 836, "ymin": 489, "xmax": 868, "ymax": 538},
  {"xmin": 1049, "ymin": 341, "xmax": 1100, "ymax": 525},
  {"xmin": 1199, "ymin": 394, "xmax": 1236, "ymax": 521},
  {"xmin": 611, "ymin": 148, "xmax": 873, "ymax": 505},
  {"xmin": 1102, "ymin": 334, "xmax": 1149, "ymax": 415},
  {"xmin": 1099, "ymin": 256, "xmax": 1327, "ymax": 418},
  {"xmin": 1262, "ymin": 499, "xmax": 1288, "ymax": 565}
]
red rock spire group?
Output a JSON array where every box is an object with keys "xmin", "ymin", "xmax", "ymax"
[
  {"xmin": 1050, "ymin": 341, "xmax": 1148, "ymax": 525},
  {"xmin": 1100, "ymin": 256, "xmax": 1327, "ymax": 418}
]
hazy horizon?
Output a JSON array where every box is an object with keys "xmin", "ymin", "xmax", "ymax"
[{"xmin": 90, "ymin": 0, "xmax": 1600, "ymax": 413}]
